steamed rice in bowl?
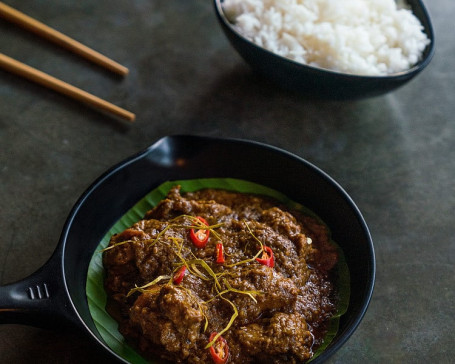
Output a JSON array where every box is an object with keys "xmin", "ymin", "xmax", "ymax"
[{"xmin": 222, "ymin": 0, "xmax": 430, "ymax": 76}]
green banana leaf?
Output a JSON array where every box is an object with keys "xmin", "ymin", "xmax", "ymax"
[{"xmin": 86, "ymin": 178, "xmax": 350, "ymax": 363}]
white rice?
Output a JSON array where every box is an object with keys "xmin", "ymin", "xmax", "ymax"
[{"xmin": 222, "ymin": 0, "xmax": 430, "ymax": 75}]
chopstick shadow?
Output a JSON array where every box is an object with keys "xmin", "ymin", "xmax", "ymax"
[
  {"xmin": 0, "ymin": 18, "xmax": 133, "ymax": 131},
  {"xmin": 0, "ymin": 18, "xmax": 126, "ymax": 81},
  {"xmin": 0, "ymin": 67, "xmax": 131, "ymax": 132}
]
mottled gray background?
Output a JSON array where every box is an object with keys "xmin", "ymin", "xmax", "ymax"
[{"xmin": 0, "ymin": 0, "xmax": 453, "ymax": 363}]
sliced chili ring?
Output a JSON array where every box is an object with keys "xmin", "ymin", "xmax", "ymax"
[
  {"xmin": 189, "ymin": 216, "xmax": 210, "ymax": 248},
  {"xmin": 209, "ymin": 332, "xmax": 229, "ymax": 364},
  {"xmin": 173, "ymin": 266, "xmax": 187, "ymax": 285},
  {"xmin": 255, "ymin": 246, "xmax": 274, "ymax": 268},
  {"xmin": 215, "ymin": 243, "xmax": 225, "ymax": 264}
]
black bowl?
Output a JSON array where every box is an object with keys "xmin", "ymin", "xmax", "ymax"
[
  {"xmin": 214, "ymin": 0, "xmax": 435, "ymax": 99},
  {"xmin": 0, "ymin": 135, "xmax": 375, "ymax": 363}
]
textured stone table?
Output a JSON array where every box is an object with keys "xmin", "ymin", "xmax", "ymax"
[{"xmin": 0, "ymin": 1, "xmax": 453, "ymax": 363}]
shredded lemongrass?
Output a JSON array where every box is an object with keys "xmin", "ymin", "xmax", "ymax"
[
  {"xmin": 224, "ymin": 220, "xmax": 268, "ymax": 266},
  {"xmin": 147, "ymin": 224, "xmax": 173, "ymax": 247},
  {"xmin": 180, "ymin": 286, "xmax": 209, "ymax": 332},
  {"xmin": 170, "ymin": 214, "xmax": 223, "ymax": 231},
  {"xmin": 100, "ymin": 239, "xmax": 134, "ymax": 252},
  {"xmin": 225, "ymin": 249, "xmax": 263, "ymax": 267},
  {"xmin": 186, "ymin": 259, "xmax": 222, "ymax": 290},
  {"xmin": 171, "ymin": 245, "xmax": 212, "ymax": 282},
  {"xmin": 245, "ymin": 221, "xmax": 264, "ymax": 250},
  {"xmin": 205, "ymin": 294, "xmax": 238, "ymax": 349},
  {"xmin": 126, "ymin": 275, "xmax": 170, "ymax": 297},
  {"xmin": 223, "ymin": 279, "xmax": 262, "ymax": 303},
  {"xmin": 102, "ymin": 215, "xmax": 223, "ymax": 252},
  {"xmin": 168, "ymin": 236, "xmax": 184, "ymax": 251},
  {"xmin": 190, "ymin": 264, "xmax": 211, "ymax": 281},
  {"xmin": 200, "ymin": 303, "xmax": 209, "ymax": 332},
  {"xmin": 101, "ymin": 224, "xmax": 172, "ymax": 252},
  {"xmin": 209, "ymin": 227, "xmax": 223, "ymax": 242}
]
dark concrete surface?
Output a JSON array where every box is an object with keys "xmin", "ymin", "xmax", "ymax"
[{"xmin": 0, "ymin": 0, "xmax": 453, "ymax": 363}]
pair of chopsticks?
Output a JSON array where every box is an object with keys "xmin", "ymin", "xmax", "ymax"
[{"xmin": 0, "ymin": 2, "xmax": 135, "ymax": 122}]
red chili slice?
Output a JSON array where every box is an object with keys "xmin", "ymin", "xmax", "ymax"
[
  {"xmin": 190, "ymin": 216, "xmax": 210, "ymax": 248},
  {"xmin": 173, "ymin": 266, "xmax": 187, "ymax": 285},
  {"xmin": 215, "ymin": 243, "xmax": 225, "ymax": 264},
  {"xmin": 255, "ymin": 246, "xmax": 274, "ymax": 267},
  {"xmin": 209, "ymin": 332, "xmax": 229, "ymax": 364}
]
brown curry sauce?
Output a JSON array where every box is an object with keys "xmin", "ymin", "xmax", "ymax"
[{"xmin": 103, "ymin": 186, "xmax": 339, "ymax": 363}]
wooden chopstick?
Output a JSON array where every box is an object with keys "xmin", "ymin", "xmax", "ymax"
[
  {"xmin": 0, "ymin": 1, "xmax": 128, "ymax": 76},
  {"xmin": 0, "ymin": 53, "xmax": 135, "ymax": 122}
]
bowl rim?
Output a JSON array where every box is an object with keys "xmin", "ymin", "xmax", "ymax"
[{"xmin": 214, "ymin": 0, "xmax": 435, "ymax": 80}]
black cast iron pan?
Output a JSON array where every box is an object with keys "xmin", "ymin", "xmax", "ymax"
[{"xmin": 0, "ymin": 135, "xmax": 375, "ymax": 363}]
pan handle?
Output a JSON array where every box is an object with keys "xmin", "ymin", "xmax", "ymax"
[{"xmin": 0, "ymin": 252, "xmax": 78, "ymax": 329}]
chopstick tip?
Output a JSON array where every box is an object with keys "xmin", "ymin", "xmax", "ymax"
[{"xmin": 116, "ymin": 65, "xmax": 129, "ymax": 76}]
